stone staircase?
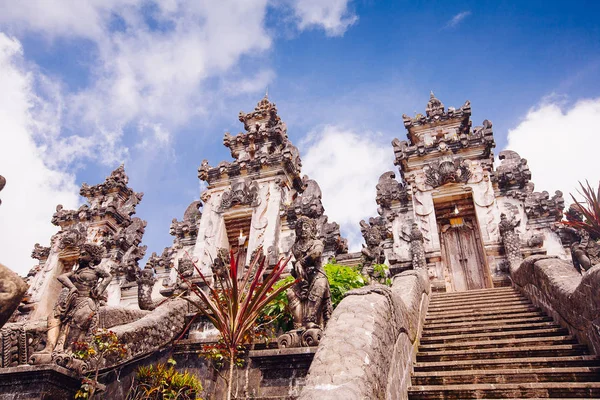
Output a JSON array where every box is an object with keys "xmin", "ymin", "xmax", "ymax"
[{"xmin": 408, "ymin": 287, "xmax": 600, "ymax": 399}]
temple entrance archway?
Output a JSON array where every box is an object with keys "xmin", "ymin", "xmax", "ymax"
[{"xmin": 434, "ymin": 191, "xmax": 491, "ymax": 292}]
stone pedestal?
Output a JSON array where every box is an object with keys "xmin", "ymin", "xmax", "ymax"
[
  {"xmin": 0, "ymin": 364, "xmax": 81, "ymax": 400},
  {"xmin": 248, "ymin": 347, "xmax": 316, "ymax": 399}
]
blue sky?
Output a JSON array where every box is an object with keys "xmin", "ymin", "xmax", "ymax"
[{"xmin": 1, "ymin": 0, "xmax": 600, "ymax": 275}]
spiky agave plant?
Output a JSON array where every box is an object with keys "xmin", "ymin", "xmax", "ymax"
[
  {"xmin": 564, "ymin": 180, "xmax": 600, "ymax": 240},
  {"xmin": 176, "ymin": 247, "xmax": 296, "ymax": 400}
]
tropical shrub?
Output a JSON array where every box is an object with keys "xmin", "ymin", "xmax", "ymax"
[
  {"xmin": 564, "ymin": 180, "xmax": 600, "ymax": 240},
  {"xmin": 127, "ymin": 358, "xmax": 203, "ymax": 400},
  {"xmin": 323, "ymin": 262, "xmax": 367, "ymax": 307},
  {"xmin": 177, "ymin": 247, "xmax": 296, "ymax": 400},
  {"xmin": 73, "ymin": 330, "xmax": 128, "ymax": 400}
]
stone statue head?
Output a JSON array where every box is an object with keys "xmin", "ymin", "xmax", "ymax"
[
  {"xmin": 295, "ymin": 216, "xmax": 317, "ymax": 240},
  {"xmin": 79, "ymin": 243, "xmax": 104, "ymax": 268}
]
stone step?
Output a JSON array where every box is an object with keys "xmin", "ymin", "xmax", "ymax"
[
  {"xmin": 416, "ymin": 344, "xmax": 588, "ymax": 362},
  {"xmin": 429, "ymin": 292, "xmax": 527, "ymax": 306},
  {"xmin": 421, "ymin": 321, "xmax": 560, "ymax": 337},
  {"xmin": 407, "ymin": 382, "xmax": 600, "ymax": 399},
  {"xmin": 413, "ymin": 355, "xmax": 600, "ymax": 372},
  {"xmin": 424, "ymin": 311, "xmax": 545, "ymax": 328},
  {"xmin": 411, "ymin": 366, "xmax": 600, "ymax": 385},
  {"xmin": 431, "ymin": 286, "xmax": 516, "ymax": 296},
  {"xmin": 423, "ymin": 316, "xmax": 554, "ymax": 332},
  {"xmin": 427, "ymin": 297, "xmax": 530, "ymax": 312},
  {"xmin": 430, "ymin": 288, "xmax": 517, "ymax": 302},
  {"xmin": 426, "ymin": 304, "xmax": 538, "ymax": 321},
  {"xmin": 418, "ymin": 335, "xmax": 577, "ymax": 352},
  {"xmin": 420, "ymin": 327, "xmax": 569, "ymax": 345}
]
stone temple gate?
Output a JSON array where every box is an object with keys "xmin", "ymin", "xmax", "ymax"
[
  {"xmin": 359, "ymin": 92, "xmax": 566, "ymax": 292},
  {"xmin": 1, "ymin": 93, "xmax": 599, "ymax": 400}
]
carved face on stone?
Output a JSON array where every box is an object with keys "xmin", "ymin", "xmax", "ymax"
[
  {"xmin": 79, "ymin": 243, "xmax": 104, "ymax": 268},
  {"xmin": 296, "ymin": 216, "xmax": 316, "ymax": 241}
]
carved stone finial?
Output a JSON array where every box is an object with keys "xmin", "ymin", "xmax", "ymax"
[
  {"xmin": 409, "ymin": 223, "xmax": 426, "ymax": 269},
  {"xmin": 499, "ymin": 213, "xmax": 522, "ymax": 270},
  {"xmin": 426, "ymin": 92, "xmax": 445, "ymax": 118}
]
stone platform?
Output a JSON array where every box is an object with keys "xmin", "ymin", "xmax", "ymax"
[{"xmin": 0, "ymin": 364, "xmax": 81, "ymax": 400}]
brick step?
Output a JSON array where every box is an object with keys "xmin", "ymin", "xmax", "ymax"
[
  {"xmin": 423, "ymin": 316, "xmax": 554, "ymax": 333},
  {"xmin": 411, "ymin": 366, "xmax": 600, "ymax": 385},
  {"xmin": 426, "ymin": 304, "xmax": 537, "ymax": 321},
  {"xmin": 418, "ymin": 335, "xmax": 577, "ymax": 352},
  {"xmin": 427, "ymin": 297, "xmax": 530, "ymax": 312},
  {"xmin": 422, "ymin": 321, "xmax": 560, "ymax": 337},
  {"xmin": 416, "ymin": 344, "xmax": 588, "ymax": 362},
  {"xmin": 429, "ymin": 292, "xmax": 527, "ymax": 306},
  {"xmin": 424, "ymin": 311, "xmax": 545, "ymax": 328},
  {"xmin": 407, "ymin": 382, "xmax": 600, "ymax": 399},
  {"xmin": 420, "ymin": 327, "xmax": 569, "ymax": 345},
  {"xmin": 414, "ymin": 355, "xmax": 600, "ymax": 372}
]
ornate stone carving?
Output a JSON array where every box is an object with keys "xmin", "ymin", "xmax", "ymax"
[
  {"xmin": 524, "ymin": 189, "xmax": 564, "ymax": 221},
  {"xmin": 200, "ymin": 95, "xmax": 303, "ymax": 191},
  {"xmin": 423, "ymin": 156, "xmax": 471, "ymax": 188},
  {"xmin": 286, "ymin": 176, "xmax": 348, "ymax": 257},
  {"xmin": 279, "ymin": 217, "xmax": 332, "ymax": 348},
  {"xmin": 425, "ymin": 91, "xmax": 445, "ymax": 118},
  {"xmin": 160, "ymin": 258, "xmax": 196, "ymax": 298},
  {"xmin": 562, "ymin": 207, "xmax": 600, "ymax": 273},
  {"xmin": 137, "ymin": 264, "xmax": 157, "ymax": 311},
  {"xmin": 495, "ymin": 150, "xmax": 531, "ymax": 191},
  {"xmin": 375, "ymin": 171, "xmax": 409, "ymax": 213},
  {"xmin": 30, "ymin": 244, "xmax": 112, "ymax": 371},
  {"xmin": 292, "ymin": 176, "xmax": 324, "ymax": 219},
  {"xmin": 220, "ymin": 179, "xmax": 259, "ymax": 211},
  {"xmin": 31, "ymin": 244, "xmax": 50, "ymax": 261},
  {"xmin": 409, "ymin": 223, "xmax": 426, "ymax": 270},
  {"xmin": 170, "ymin": 200, "xmax": 202, "ymax": 247},
  {"xmin": 499, "ymin": 213, "xmax": 522, "ymax": 270},
  {"xmin": 360, "ymin": 217, "xmax": 387, "ymax": 280},
  {"xmin": 211, "ymin": 248, "xmax": 230, "ymax": 280}
]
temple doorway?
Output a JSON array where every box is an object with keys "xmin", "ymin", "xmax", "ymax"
[{"xmin": 435, "ymin": 193, "xmax": 491, "ymax": 292}]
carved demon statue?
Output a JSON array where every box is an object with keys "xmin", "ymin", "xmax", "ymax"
[
  {"xmin": 278, "ymin": 216, "xmax": 332, "ymax": 348},
  {"xmin": 30, "ymin": 244, "xmax": 111, "ymax": 369}
]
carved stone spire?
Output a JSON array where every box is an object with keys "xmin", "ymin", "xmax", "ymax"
[{"xmin": 426, "ymin": 91, "xmax": 445, "ymax": 118}]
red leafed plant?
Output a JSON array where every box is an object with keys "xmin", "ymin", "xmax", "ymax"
[
  {"xmin": 176, "ymin": 247, "xmax": 297, "ymax": 400},
  {"xmin": 563, "ymin": 181, "xmax": 600, "ymax": 240}
]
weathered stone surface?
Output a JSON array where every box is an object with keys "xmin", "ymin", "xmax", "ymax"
[
  {"xmin": 0, "ymin": 263, "xmax": 27, "ymax": 328},
  {"xmin": 300, "ymin": 269, "xmax": 429, "ymax": 400},
  {"xmin": 511, "ymin": 255, "xmax": 600, "ymax": 355},
  {"xmin": 0, "ymin": 364, "xmax": 81, "ymax": 400}
]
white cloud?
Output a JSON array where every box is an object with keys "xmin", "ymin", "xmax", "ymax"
[
  {"xmin": 505, "ymin": 97, "xmax": 600, "ymax": 203},
  {"xmin": 291, "ymin": 0, "xmax": 358, "ymax": 37},
  {"xmin": 300, "ymin": 125, "xmax": 394, "ymax": 251},
  {"xmin": 0, "ymin": 0, "xmax": 275, "ymax": 164},
  {"xmin": 445, "ymin": 11, "xmax": 471, "ymax": 28},
  {"xmin": 0, "ymin": 33, "xmax": 80, "ymax": 275}
]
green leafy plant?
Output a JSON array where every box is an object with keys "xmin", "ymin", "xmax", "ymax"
[
  {"xmin": 73, "ymin": 330, "xmax": 128, "ymax": 400},
  {"xmin": 323, "ymin": 262, "xmax": 367, "ymax": 307},
  {"xmin": 564, "ymin": 180, "xmax": 600, "ymax": 240},
  {"xmin": 260, "ymin": 276, "xmax": 295, "ymax": 333},
  {"xmin": 372, "ymin": 264, "xmax": 392, "ymax": 286},
  {"xmin": 177, "ymin": 247, "xmax": 297, "ymax": 400},
  {"xmin": 127, "ymin": 358, "xmax": 203, "ymax": 400}
]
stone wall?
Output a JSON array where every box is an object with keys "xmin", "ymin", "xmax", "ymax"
[
  {"xmin": 300, "ymin": 269, "xmax": 430, "ymax": 400},
  {"xmin": 511, "ymin": 255, "xmax": 600, "ymax": 355}
]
